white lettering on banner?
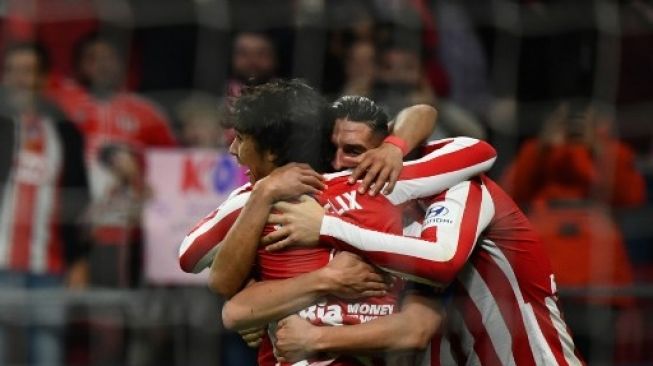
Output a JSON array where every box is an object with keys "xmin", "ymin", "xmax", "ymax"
[{"xmin": 325, "ymin": 190, "xmax": 362, "ymax": 215}]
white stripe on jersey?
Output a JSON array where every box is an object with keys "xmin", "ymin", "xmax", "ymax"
[
  {"xmin": 483, "ymin": 240, "xmax": 559, "ymax": 366},
  {"xmin": 440, "ymin": 334, "xmax": 456, "ymax": 366},
  {"xmin": 321, "ymin": 181, "xmax": 494, "ymax": 267},
  {"xmin": 30, "ymin": 118, "xmax": 62, "ymax": 273},
  {"xmin": 178, "ymin": 190, "xmax": 250, "ymax": 273},
  {"xmin": 386, "ymin": 140, "xmax": 496, "ymax": 205},
  {"xmin": 545, "ymin": 297, "xmax": 583, "ymax": 366},
  {"xmin": 448, "ymin": 304, "xmax": 483, "ymax": 366},
  {"xmin": 458, "ymin": 263, "xmax": 517, "ymax": 366}
]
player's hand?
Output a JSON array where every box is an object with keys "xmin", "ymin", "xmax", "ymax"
[
  {"xmin": 257, "ymin": 163, "xmax": 325, "ymax": 202},
  {"xmin": 238, "ymin": 327, "xmax": 265, "ymax": 348},
  {"xmin": 274, "ymin": 315, "xmax": 318, "ymax": 363},
  {"xmin": 345, "ymin": 142, "xmax": 403, "ymax": 196},
  {"xmin": 320, "ymin": 252, "xmax": 388, "ymax": 299},
  {"xmin": 263, "ymin": 195, "xmax": 325, "ymax": 251}
]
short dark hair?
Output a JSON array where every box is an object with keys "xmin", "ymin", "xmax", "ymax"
[
  {"xmin": 331, "ymin": 95, "xmax": 389, "ymax": 138},
  {"xmin": 232, "ymin": 79, "xmax": 332, "ymax": 173},
  {"xmin": 3, "ymin": 42, "xmax": 50, "ymax": 74},
  {"xmin": 73, "ymin": 31, "xmax": 124, "ymax": 73}
]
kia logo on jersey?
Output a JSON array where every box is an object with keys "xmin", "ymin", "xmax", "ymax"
[{"xmin": 427, "ymin": 205, "xmax": 449, "ymax": 218}]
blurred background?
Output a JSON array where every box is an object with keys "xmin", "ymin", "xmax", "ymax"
[{"xmin": 0, "ymin": 0, "xmax": 651, "ymax": 365}]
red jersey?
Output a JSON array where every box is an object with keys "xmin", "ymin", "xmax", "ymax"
[
  {"xmin": 179, "ymin": 137, "xmax": 496, "ymax": 366},
  {"xmin": 0, "ymin": 111, "xmax": 88, "ymax": 275},
  {"xmin": 49, "ymin": 79, "xmax": 176, "ymax": 159},
  {"xmin": 317, "ymin": 144, "xmax": 585, "ymax": 365}
]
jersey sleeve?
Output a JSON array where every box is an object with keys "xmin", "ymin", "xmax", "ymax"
[
  {"xmin": 178, "ymin": 189, "xmax": 250, "ymax": 273},
  {"xmin": 384, "ymin": 137, "xmax": 496, "ymax": 205},
  {"xmin": 319, "ymin": 179, "xmax": 495, "ymax": 286}
]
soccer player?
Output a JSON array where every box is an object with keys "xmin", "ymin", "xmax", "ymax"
[
  {"xmin": 259, "ymin": 124, "xmax": 586, "ymax": 365},
  {"xmin": 179, "ymin": 82, "xmax": 497, "ymax": 365}
]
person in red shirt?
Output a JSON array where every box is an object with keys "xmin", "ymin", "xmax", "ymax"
[
  {"xmin": 0, "ymin": 42, "xmax": 89, "ymax": 366},
  {"xmin": 48, "ymin": 32, "xmax": 177, "ymax": 285},
  {"xmin": 501, "ymin": 101, "xmax": 646, "ymax": 209}
]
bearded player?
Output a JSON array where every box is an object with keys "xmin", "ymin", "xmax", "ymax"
[{"xmin": 179, "ymin": 80, "xmax": 497, "ymax": 365}]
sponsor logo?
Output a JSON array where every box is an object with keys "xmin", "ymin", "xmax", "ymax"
[
  {"xmin": 426, "ymin": 205, "xmax": 449, "ymax": 217},
  {"xmin": 424, "ymin": 204, "xmax": 456, "ymax": 226}
]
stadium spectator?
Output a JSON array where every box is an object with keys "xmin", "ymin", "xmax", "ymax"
[
  {"xmin": 0, "ymin": 42, "xmax": 89, "ymax": 366},
  {"xmin": 47, "ymin": 32, "xmax": 177, "ymax": 365},
  {"xmin": 373, "ymin": 41, "xmax": 437, "ymax": 117},
  {"xmin": 176, "ymin": 93, "xmax": 227, "ymax": 148},
  {"xmin": 372, "ymin": 41, "xmax": 485, "ymax": 140},
  {"xmin": 340, "ymin": 41, "xmax": 376, "ymax": 97},
  {"xmin": 501, "ymin": 100, "xmax": 646, "ymax": 365},
  {"xmin": 501, "ymin": 100, "xmax": 647, "ymax": 209},
  {"xmin": 226, "ymin": 31, "xmax": 279, "ymax": 106},
  {"xmin": 47, "ymin": 32, "xmax": 177, "ymax": 285}
]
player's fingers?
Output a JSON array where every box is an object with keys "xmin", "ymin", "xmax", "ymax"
[
  {"xmin": 359, "ymin": 164, "xmax": 382, "ymax": 194},
  {"xmin": 246, "ymin": 339, "xmax": 262, "ymax": 348},
  {"xmin": 299, "ymin": 176, "xmax": 326, "ymax": 191},
  {"xmin": 348, "ymin": 157, "xmax": 371, "ymax": 184},
  {"xmin": 261, "ymin": 228, "xmax": 290, "ymax": 245},
  {"xmin": 299, "ymin": 166, "xmax": 326, "ymax": 180},
  {"xmin": 360, "ymin": 290, "xmax": 387, "ymax": 298},
  {"xmin": 267, "ymin": 213, "xmax": 288, "ymax": 225},
  {"xmin": 273, "ymin": 201, "xmax": 295, "ymax": 212},
  {"xmin": 382, "ymin": 169, "xmax": 400, "ymax": 195},
  {"xmin": 298, "ymin": 194, "xmax": 314, "ymax": 203},
  {"xmin": 365, "ymin": 272, "xmax": 386, "ymax": 283},
  {"xmin": 369, "ymin": 167, "xmax": 391, "ymax": 196},
  {"xmin": 241, "ymin": 331, "xmax": 263, "ymax": 342},
  {"xmin": 265, "ymin": 237, "xmax": 294, "ymax": 252}
]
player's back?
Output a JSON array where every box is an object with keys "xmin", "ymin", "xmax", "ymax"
[{"xmin": 437, "ymin": 176, "xmax": 584, "ymax": 366}]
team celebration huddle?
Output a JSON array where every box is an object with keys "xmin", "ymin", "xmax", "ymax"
[{"xmin": 177, "ymin": 79, "xmax": 584, "ymax": 366}]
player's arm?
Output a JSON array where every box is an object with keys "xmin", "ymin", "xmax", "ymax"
[
  {"xmin": 209, "ymin": 164, "xmax": 325, "ymax": 298},
  {"xmin": 178, "ymin": 187, "xmax": 250, "ymax": 274},
  {"xmin": 274, "ymin": 292, "xmax": 442, "ymax": 363},
  {"xmin": 222, "ymin": 252, "xmax": 387, "ymax": 331},
  {"xmin": 321, "ymin": 179, "xmax": 495, "ymax": 284},
  {"xmin": 349, "ymin": 104, "xmax": 438, "ymax": 195},
  {"xmin": 383, "ymin": 137, "xmax": 496, "ymax": 206}
]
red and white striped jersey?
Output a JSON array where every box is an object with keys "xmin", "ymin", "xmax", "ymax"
[
  {"xmin": 318, "ymin": 175, "xmax": 585, "ymax": 366},
  {"xmin": 49, "ymin": 79, "xmax": 177, "ymax": 199},
  {"xmin": 178, "ymin": 137, "xmax": 496, "ymax": 366},
  {"xmin": 179, "ymin": 137, "xmax": 496, "ymax": 274},
  {"xmin": 0, "ymin": 112, "xmax": 88, "ymax": 275}
]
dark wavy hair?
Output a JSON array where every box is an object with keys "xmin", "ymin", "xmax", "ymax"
[
  {"xmin": 330, "ymin": 95, "xmax": 389, "ymax": 138},
  {"xmin": 232, "ymin": 79, "xmax": 333, "ymax": 173}
]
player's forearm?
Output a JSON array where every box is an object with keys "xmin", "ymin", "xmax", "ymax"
[
  {"xmin": 208, "ymin": 186, "xmax": 273, "ymax": 298},
  {"xmin": 222, "ymin": 270, "xmax": 330, "ymax": 330},
  {"xmin": 391, "ymin": 104, "xmax": 437, "ymax": 152},
  {"xmin": 310, "ymin": 295, "xmax": 440, "ymax": 354},
  {"xmin": 387, "ymin": 138, "xmax": 496, "ymax": 205}
]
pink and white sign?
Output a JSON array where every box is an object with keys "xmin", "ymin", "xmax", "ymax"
[{"xmin": 143, "ymin": 148, "xmax": 248, "ymax": 285}]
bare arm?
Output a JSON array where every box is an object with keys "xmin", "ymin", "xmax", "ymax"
[
  {"xmin": 208, "ymin": 185, "xmax": 274, "ymax": 297},
  {"xmin": 390, "ymin": 104, "xmax": 438, "ymax": 152},
  {"xmin": 222, "ymin": 252, "xmax": 388, "ymax": 330},
  {"xmin": 274, "ymin": 292, "xmax": 442, "ymax": 363},
  {"xmin": 348, "ymin": 104, "xmax": 438, "ymax": 196}
]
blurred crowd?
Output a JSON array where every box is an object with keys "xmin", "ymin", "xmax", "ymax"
[{"xmin": 0, "ymin": 0, "xmax": 652, "ymax": 365}]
